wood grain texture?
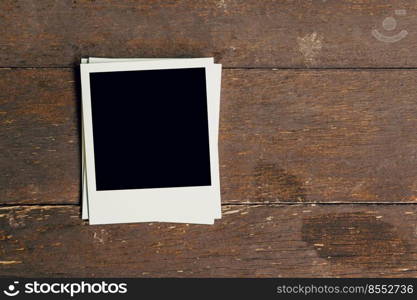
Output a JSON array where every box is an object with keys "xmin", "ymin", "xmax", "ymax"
[
  {"xmin": 2, "ymin": 68, "xmax": 417, "ymax": 204},
  {"xmin": 0, "ymin": 69, "xmax": 80, "ymax": 204},
  {"xmin": 221, "ymin": 69, "xmax": 417, "ymax": 203},
  {"xmin": 1, "ymin": 0, "xmax": 417, "ymax": 67},
  {"xmin": 3, "ymin": 0, "xmax": 417, "ymax": 279},
  {"xmin": 0, "ymin": 204, "xmax": 417, "ymax": 277}
]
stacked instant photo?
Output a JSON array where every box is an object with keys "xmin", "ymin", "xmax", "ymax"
[{"xmin": 80, "ymin": 57, "xmax": 222, "ymax": 225}]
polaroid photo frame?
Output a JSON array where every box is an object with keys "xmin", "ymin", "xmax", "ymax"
[
  {"xmin": 81, "ymin": 58, "xmax": 221, "ymax": 225},
  {"xmin": 81, "ymin": 58, "xmax": 221, "ymax": 222},
  {"xmin": 80, "ymin": 58, "xmax": 221, "ymax": 224},
  {"xmin": 81, "ymin": 58, "xmax": 222, "ymax": 223}
]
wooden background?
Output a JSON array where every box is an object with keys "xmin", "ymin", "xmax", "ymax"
[{"xmin": 1, "ymin": 0, "xmax": 417, "ymax": 277}]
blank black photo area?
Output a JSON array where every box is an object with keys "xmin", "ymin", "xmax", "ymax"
[{"xmin": 89, "ymin": 67, "xmax": 212, "ymax": 191}]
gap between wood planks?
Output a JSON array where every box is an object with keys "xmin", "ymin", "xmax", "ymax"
[
  {"xmin": 4, "ymin": 66, "xmax": 417, "ymax": 70},
  {"xmin": 2, "ymin": 203, "xmax": 417, "ymax": 209}
]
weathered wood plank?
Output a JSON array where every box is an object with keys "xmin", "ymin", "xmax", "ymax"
[
  {"xmin": 2, "ymin": 69, "xmax": 417, "ymax": 204},
  {"xmin": 0, "ymin": 205, "xmax": 417, "ymax": 277},
  {"xmin": 221, "ymin": 69, "xmax": 417, "ymax": 203},
  {"xmin": 0, "ymin": 69, "xmax": 80, "ymax": 204},
  {"xmin": 1, "ymin": 0, "xmax": 417, "ymax": 67}
]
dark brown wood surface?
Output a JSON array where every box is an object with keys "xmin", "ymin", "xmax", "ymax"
[
  {"xmin": 1, "ymin": 205, "xmax": 417, "ymax": 277},
  {"xmin": 1, "ymin": 0, "xmax": 417, "ymax": 68},
  {"xmin": 2, "ymin": 0, "xmax": 417, "ymax": 277}
]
